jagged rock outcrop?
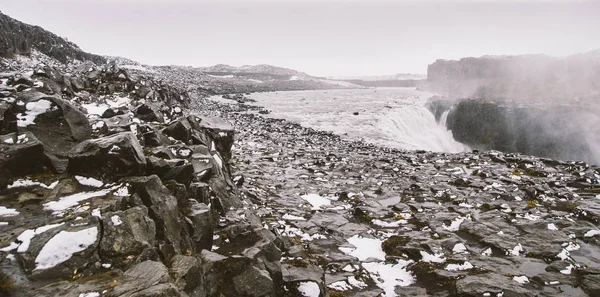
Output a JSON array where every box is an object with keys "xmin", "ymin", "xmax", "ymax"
[
  {"xmin": 427, "ymin": 98, "xmax": 600, "ymax": 165},
  {"xmin": 425, "ymin": 50, "xmax": 600, "ymax": 101},
  {"xmin": 0, "ymin": 58, "xmax": 282, "ymax": 297}
]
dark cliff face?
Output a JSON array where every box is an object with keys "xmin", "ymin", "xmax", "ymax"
[
  {"xmin": 0, "ymin": 11, "xmax": 106, "ymax": 64},
  {"xmin": 425, "ymin": 52, "xmax": 600, "ymax": 101},
  {"xmin": 443, "ymin": 99, "xmax": 600, "ymax": 164}
]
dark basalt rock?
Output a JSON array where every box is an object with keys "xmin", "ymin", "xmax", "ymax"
[
  {"xmin": 4, "ymin": 92, "xmax": 92, "ymax": 157},
  {"xmin": 99, "ymin": 206, "xmax": 158, "ymax": 269},
  {"xmin": 121, "ymin": 175, "xmax": 184, "ymax": 260},
  {"xmin": 112, "ymin": 261, "xmax": 183, "ymax": 297},
  {"xmin": 68, "ymin": 132, "xmax": 147, "ymax": 180},
  {"xmin": 0, "ymin": 132, "xmax": 45, "ymax": 188}
]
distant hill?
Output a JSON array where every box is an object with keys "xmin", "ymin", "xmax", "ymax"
[{"xmin": 0, "ymin": 11, "xmax": 106, "ymax": 65}]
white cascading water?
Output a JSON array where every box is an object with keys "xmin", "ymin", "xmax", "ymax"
[
  {"xmin": 376, "ymin": 106, "xmax": 467, "ymax": 153},
  {"xmin": 210, "ymin": 88, "xmax": 469, "ymax": 153}
]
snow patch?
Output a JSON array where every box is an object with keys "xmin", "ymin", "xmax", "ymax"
[
  {"xmin": 17, "ymin": 99, "xmax": 54, "ymax": 127},
  {"xmin": 446, "ymin": 262, "xmax": 474, "ymax": 271},
  {"xmin": 43, "ymin": 187, "xmax": 116, "ymax": 216},
  {"xmin": 0, "ymin": 206, "xmax": 19, "ymax": 217},
  {"xmin": 442, "ymin": 216, "xmax": 466, "ymax": 232},
  {"xmin": 111, "ymin": 215, "xmax": 122, "ymax": 226},
  {"xmin": 75, "ymin": 176, "xmax": 104, "ymax": 188},
  {"xmin": 35, "ymin": 227, "xmax": 98, "ymax": 270},
  {"xmin": 301, "ymin": 193, "xmax": 331, "ymax": 210},
  {"xmin": 297, "ymin": 281, "xmax": 320, "ymax": 297},
  {"xmin": 363, "ymin": 261, "xmax": 415, "ymax": 296},
  {"xmin": 339, "ymin": 235, "xmax": 385, "ymax": 261}
]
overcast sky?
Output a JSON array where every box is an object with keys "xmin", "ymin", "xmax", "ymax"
[{"xmin": 2, "ymin": 0, "xmax": 599, "ymax": 76}]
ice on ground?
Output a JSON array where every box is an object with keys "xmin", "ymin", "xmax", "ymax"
[
  {"xmin": 0, "ymin": 222, "xmax": 8, "ymax": 226},
  {"xmin": 339, "ymin": 235, "xmax": 386, "ymax": 261},
  {"xmin": 7, "ymin": 179, "xmax": 58, "ymax": 189},
  {"xmin": 363, "ymin": 260, "xmax": 415, "ymax": 296},
  {"xmin": 301, "ymin": 193, "xmax": 331, "ymax": 210},
  {"xmin": 43, "ymin": 187, "xmax": 116, "ymax": 216},
  {"xmin": 446, "ymin": 262, "xmax": 474, "ymax": 271},
  {"xmin": 0, "ymin": 206, "xmax": 19, "ymax": 217},
  {"xmin": 420, "ymin": 251, "xmax": 446, "ymax": 263},
  {"xmin": 513, "ymin": 275, "xmax": 529, "ymax": 284},
  {"xmin": 75, "ymin": 176, "xmax": 104, "ymax": 188},
  {"xmin": 297, "ymin": 281, "xmax": 320, "ymax": 297},
  {"xmin": 17, "ymin": 99, "xmax": 54, "ymax": 127},
  {"xmin": 442, "ymin": 216, "xmax": 466, "ymax": 232},
  {"xmin": 35, "ymin": 227, "xmax": 98, "ymax": 270}
]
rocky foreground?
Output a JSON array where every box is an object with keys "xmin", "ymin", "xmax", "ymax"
[{"xmin": 196, "ymin": 97, "xmax": 600, "ymax": 297}]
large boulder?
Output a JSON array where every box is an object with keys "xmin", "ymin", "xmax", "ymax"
[
  {"xmin": 68, "ymin": 132, "xmax": 147, "ymax": 180},
  {"xmin": 112, "ymin": 261, "xmax": 184, "ymax": 297},
  {"xmin": 4, "ymin": 92, "xmax": 91, "ymax": 155},
  {"xmin": 99, "ymin": 206, "xmax": 158, "ymax": 268},
  {"xmin": 122, "ymin": 175, "xmax": 184, "ymax": 260},
  {"xmin": 0, "ymin": 132, "xmax": 46, "ymax": 188},
  {"xmin": 18, "ymin": 219, "xmax": 101, "ymax": 280}
]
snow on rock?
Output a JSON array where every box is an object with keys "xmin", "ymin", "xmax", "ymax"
[
  {"xmin": 584, "ymin": 229, "xmax": 600, "ymax": 238},
  {"xmin": 78, "ymin": 293, "xmax": 100, "ymax": 297},
  {"xmin": 420, "ymin": 251, "xmax": 446, "ymax": 263},
  {"xmin": 446, "ymin": 262, "xmax": 474, "ymax": 271},
  {"xmin": 43, "ymin": 187, "xmax": 116, "ymax": 216},
  {"xmin": 282, "ymin": 214, "xmax": 306, "ymax": 221},
  {"xmin": 339, "ymin": 235, "xmax": 386, "ymax": 261},
  {"xmin": 442, "ymin": 216, "xmax": 466, "ymax": 232},
  {"xmin": 0, "ymin": 223, "xmax": 66, "ymax": 253},
  {"xmin": 3, "ymin": 133, "xmax": 29, "ymax": 144},
  {"xmin": 75, "ymin": 176, "xmax": 104, "ymax": 188},
  {"xmin": 513, "ymin": 275, "xmax": 530, "ymax": 284},
  {"xmin": 547, "ymin": 223, "xmax": 558, "ymax": 231},
  {"xmin": 17, "ymin": 99, "xmax": 54, "ymax": 127},
  {"xmin": 363, "ymin": 261, "xmax": 415, "ymax": 296},
  {"xmin": 7, "ymin": 179, "xmax": 58, "ymax": 189},
  {"xmin": 297, "ymin": 281, "xmax": 320, "ymax": 297},
  {"xmin": 0, "ymin": 206, "xmax": 20, "ymax": 217},
  {"xmin": 452, "ymin": 243, "xmax": 468, "ymax": 254},
  {"xmin": 372, "ymin": 219, "xmax": 405, "ymax": 228},
  {"xmin": 301, "ymin": 193, "xmax": 331, "ymax": 210},
  {"xmin": 34, "ymin": 227, "xmax": 98, "ymax": 270},
  {"xmin": 111, "ymin": 215, "xmax": 122, "ymax": 226}
]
